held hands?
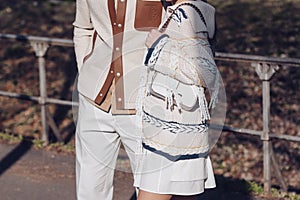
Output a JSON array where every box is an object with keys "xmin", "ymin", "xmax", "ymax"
[{"xmin": 145, "ymin": 29, "xmax": 164, "ymax": 48}]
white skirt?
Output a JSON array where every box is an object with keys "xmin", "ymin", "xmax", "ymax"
[{"xmin": 133, "ymin": 148, "xmax": 216, "ymax": 195}]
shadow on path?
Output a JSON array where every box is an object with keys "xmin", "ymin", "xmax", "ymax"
[
  {"xmin": 0, "ymin": 139, "xmax": 33, "ymax": 176},
  {"xmin": 127, "ymin": 175, "xmax": 259, "ymax": 200},
  {"xmin": 198, "ymin": 175, "xmax": 255, "ymax": 200}
]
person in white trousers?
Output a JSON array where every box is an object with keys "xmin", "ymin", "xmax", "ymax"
[{"xmin": 73, "ymin": 0, "xmax": 164, "ymax": 199}]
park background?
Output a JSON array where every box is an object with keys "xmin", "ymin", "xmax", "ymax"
[{"xmin": 0, "ymin": 0, "xmax": 299, "ymax": 199}]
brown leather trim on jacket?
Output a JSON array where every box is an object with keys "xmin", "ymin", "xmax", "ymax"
[
  {"xmin": 134, "ymin": 0, "xmax": 163, "ymax": 31},
  {"xmin": 94, "ymin": 0, "xmax": 127, "ymax": 111},
  {"xmin": 93, "ymin": 0, "xmax": 162, "ymax": 113}
]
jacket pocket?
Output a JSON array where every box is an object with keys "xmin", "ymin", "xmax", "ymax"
[
  {"xmin": 83, "ymin": 30, "xmax": 98, "ymax": 64},
  {"xmin": 134, "ymin": 0, "xmax": 162, "ymax": 31}
]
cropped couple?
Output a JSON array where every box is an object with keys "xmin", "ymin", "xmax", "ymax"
[{"xmin": 73, "ymin": 0, "xmax": 220, "ymax": 199}]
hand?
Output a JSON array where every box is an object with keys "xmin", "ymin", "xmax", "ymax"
[{"xmin": 145, "ymin": 29, "xmax": 163, "ymax": 48}]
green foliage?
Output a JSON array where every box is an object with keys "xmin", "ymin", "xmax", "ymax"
[
  {"xmin": 247, "ymin": 181, "xmax": 300, "ymax": 199},
  {"xmin": 247, "ymin": 181, "xmax": 264, "ymax": 194},
  {"xmin": 0, "ymin": 132, "xmax": 75, "ymax": 153},
  {"xmin": 0, "ymin": 132, "xmax": 22, "ymax": 143},
  {"xmin": 32, "ymin": 139, "xmax": 46, "ymax": 148}
]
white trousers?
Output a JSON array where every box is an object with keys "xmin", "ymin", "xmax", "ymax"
[{"xmin": 75, "ymin": 94, "xmax": 138, "ymax": 200}]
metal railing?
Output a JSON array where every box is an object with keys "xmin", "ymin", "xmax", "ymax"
[
  {"xmin": 0, "ymin": 33, "xmax": 76, "ymax": 143},
  {"xmin": 1, "ymin": 33, "xmax": 300, "ymax": 195}
]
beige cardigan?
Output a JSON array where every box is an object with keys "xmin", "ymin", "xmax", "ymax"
[{"xmin": 73, "ymin": 0, "xmax": 163, "ymax": 114}]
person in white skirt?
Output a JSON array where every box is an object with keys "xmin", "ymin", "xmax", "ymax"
[{"xmin": 134, "ymin": 0, "xmax": 219, "ymax": 199}]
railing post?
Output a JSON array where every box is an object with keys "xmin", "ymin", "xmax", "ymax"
[
  {"xmin": 252, "ymin": 62, "xmax": 279, "ymax": 195},
  {"xmin": 262, "ymin": 79, "xmax": 271, "ymax": 195},
  {"xmin": 31, "ymin": 41, "xmax": 49, "ymax": 144}
]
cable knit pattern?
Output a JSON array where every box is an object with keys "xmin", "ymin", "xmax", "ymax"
[
  {"xmin": 142, "ymin": 109, "xmax": 210, "ymax": 157},
  {"xmin": 146, "ymin": 37, "xmax": 219, "ymax": 108},
  {"xmin": 143, "ymin": 109, "xmax": 208, "ymax": 134},
  {"xmin": 138, "ymin": 1, "xmax": 219, "ymax": 159},
  {"xmin": 142, "ymin": 139, "xmax": 209, "ymax": 158}
]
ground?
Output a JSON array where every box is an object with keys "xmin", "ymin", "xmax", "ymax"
[{"xmin": 0, "ymin": 141, "xmax": 272, "ymax": 200}]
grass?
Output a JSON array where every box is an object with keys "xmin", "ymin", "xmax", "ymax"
[
  {"xmin": 247, "ymin": 181, "xmax": 300, "ymax": 200},
  {"xmin": 0, "ymin": 132, "xmax": 75, "ymax": 154}
]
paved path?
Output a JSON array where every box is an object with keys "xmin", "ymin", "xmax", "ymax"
[
  {"xmin": 0, "ymin": 141, "xmax": 266, "ymax": 200},
  {"xmin": 0, "ymin": 141, "xmax": 135, "ymax": 200}
]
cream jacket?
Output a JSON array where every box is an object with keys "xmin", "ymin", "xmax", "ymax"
[{"xmin": 73, "ymin": 0, "xmax": 163, "ymax": 114}]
